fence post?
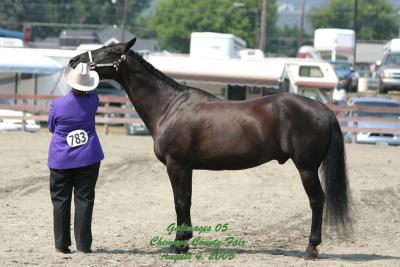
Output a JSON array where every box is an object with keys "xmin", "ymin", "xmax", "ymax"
[
  {"xmin": 352, "ymin": 113, "xmax": 358, "ymax": 144},
  {"xmin": 21, "ymin": 98, "xmax": 27, "ymax": 132},
  {"xmin": 104, "ymin": 101, "xmax": 110, "ymax": 135}
]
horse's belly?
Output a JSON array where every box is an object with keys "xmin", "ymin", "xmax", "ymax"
[
  {"xmin": 193, "ymin": 150, "xmax": 273, "ymax": 170},
  {"xmin": 192, "ymin": 131, "xmax": 280, "ymax": 170}
]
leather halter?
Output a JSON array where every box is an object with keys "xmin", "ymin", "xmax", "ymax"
[{"xmin": 88, "ymin": 50, "xmax": 127, "ymax": 72}]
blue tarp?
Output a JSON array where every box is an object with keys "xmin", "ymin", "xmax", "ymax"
[{"xmin": 0, "ymin": 28, "xmax": 24, "ymax": 39}]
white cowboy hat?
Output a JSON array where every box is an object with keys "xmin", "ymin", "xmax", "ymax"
[{"xmin": 63, "ymin": 63, "xmax": 99, "ymax": 91}]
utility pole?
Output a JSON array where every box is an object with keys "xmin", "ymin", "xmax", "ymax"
[
  {"xmin": 258, "ymin": 0, "xmax": 268, "ymax": 51},
  {"xmin": 398, "ymin": 11, "xmax": 400, "ymax": 37},
  {"xmin": 297, "ymin": 0, "xmax": 305, "ymax": 49},
  {"xmin": 352, "ymin": 0, "xmax": 358, "ymax": 65},
  {"xmin": 121, "ymin": 0, "xmax": 129, "ymax": 42}
]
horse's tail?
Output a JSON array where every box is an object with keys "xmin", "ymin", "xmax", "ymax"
[{"xmin": 321, "ymin": 112, "xmax": 351, "ymax": 233}]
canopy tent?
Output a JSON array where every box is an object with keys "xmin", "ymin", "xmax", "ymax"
[
  {"xmin": 146, "ymin": 53, "xmax": 337, "ymax": 103},
  {"xmin": 0, "ymin": 47, "xmax": 337, "ymax": 100},
  {"xmin": 147, "ymin": 53, "xmax": 337, "ymax": 89},
  {"xmin": 0, "ymin": 48, "xmax": 64, "ymax": 99},
  {"xmin": 0, "ymin": 48, "xmax": 62, "ymax": 74},
  {"xmin": 147, "ymin": 53, "xmax": 284, "ymax": 87}
]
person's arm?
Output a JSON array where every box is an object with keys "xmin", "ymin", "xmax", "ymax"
[
  {"xmin": 48, "ymin": 102, "xmax": 56, "ymax": 133},
  {"xmin": 94, "ymin": 93, "xmax": 100, "ymax": 111},
  {"xmin": 95, "ymin": 93, "xmax": 100, "ymax": 106}
]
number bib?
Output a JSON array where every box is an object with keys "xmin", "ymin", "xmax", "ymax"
[{"xmin": 66, "ymin": 129, "xmax": 88, "ymax": 147}]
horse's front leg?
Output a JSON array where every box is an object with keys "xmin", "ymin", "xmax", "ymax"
[{"xmin": 166, "ymin": 157, "xmax": 193, "ymax": 254}]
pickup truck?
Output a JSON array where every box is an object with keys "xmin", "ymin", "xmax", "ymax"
[{"xmin": 376, "ymin": 51, "xmax": 400, "ymax": 93}]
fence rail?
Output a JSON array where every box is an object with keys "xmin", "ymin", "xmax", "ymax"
[
  {"xmin": 0, "ymin": 93, "xmax": 137, "ymax": 135},
  {"xmin": 1, "ymin": 94, "xmax": 399, "ymax": 141},
  {"xmin": 326, "ymin": 103, "xmax": 400, "ymax": 143}
]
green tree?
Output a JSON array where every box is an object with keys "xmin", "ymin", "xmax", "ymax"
[
  {"xmin": 268, "ymin": 26, "xmax": 312, "ymax": 57},
  {"xmin": 149, "ymin": 0, "xmax": 277, "ymax": 53},
  {"xmin": 308, "ymin": 0, "xmax": 398, "ymax": 41},
  {"xmin": 0, "ymin": 0, "xmax": 151, "ymax": 40}
]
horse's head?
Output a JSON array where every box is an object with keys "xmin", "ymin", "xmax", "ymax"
[{"xmin": 68, "ymin": 38, "xmax": 136, "ymax": 80}]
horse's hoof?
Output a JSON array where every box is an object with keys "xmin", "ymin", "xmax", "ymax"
[
  {"xmin": 169, "ymin": 244, "xmax": 189, "ymax": 254},
  {"xmin": 303, "ymin": 245, "xmax": 319, "ymax": 260}
]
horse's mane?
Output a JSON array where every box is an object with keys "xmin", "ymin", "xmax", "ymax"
[
  {"xmin": 127, "ymin": 50, "xmax": 220, "ymax": 100},
  {"xmin": 130, "ymin": 51, "xmax": 186, "ymax": 91}
]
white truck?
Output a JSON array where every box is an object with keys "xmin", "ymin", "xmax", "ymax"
[
  {"xmin": 190, "ymin": 32, "xmax": 246, "ymax": 59},
  {"xmin": 383, "ymin": 38, "xmax": 400, "ymax": 52},
  {"xmin": 314, "ymin": 28, "xmax": 355, "ymax": 61},
  {"xmin": 375, "ymin": 38, "xmax": 400, "ymax": 93}
]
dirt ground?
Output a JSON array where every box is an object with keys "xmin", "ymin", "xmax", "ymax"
[{"xmin": 0, "ymin": 132, "xmax": 399, "ymax": 267}]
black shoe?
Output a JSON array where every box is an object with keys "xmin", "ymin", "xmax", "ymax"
[
  {"xmin": 56, "ymin": 247, "xmax": 72, "ymax": 254},
  {"xmin": 77, "ymin": 248, "xmax": 92, "ymax": 253}
]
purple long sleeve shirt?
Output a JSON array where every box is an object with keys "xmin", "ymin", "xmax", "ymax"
[{"xmin": 48, "ymin": 91, "xmax": 104, "ymax": 169}]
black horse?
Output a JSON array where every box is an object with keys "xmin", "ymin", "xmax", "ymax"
[{"xmin": 69, "ymin": 38, "xmax": 351, "ymax": 260}]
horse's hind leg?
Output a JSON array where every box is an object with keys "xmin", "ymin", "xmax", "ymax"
[
  {"xmin": 298, "ymin": 168, "xmax": 325, "ymax": 260},
  {"xmin": 166, "ymin": 157, "xmax": 193, "ymax": 254}
]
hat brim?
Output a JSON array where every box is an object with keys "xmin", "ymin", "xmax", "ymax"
[{"xmin": 63, "ymin": 66, "xmax": 100, "ymax": 92}]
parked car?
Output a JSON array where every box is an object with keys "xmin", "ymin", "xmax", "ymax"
[
  {"xmin": 124, "ymin": 103, "xmax": 149, "ymax": 135},
  {"xmin": 94, "ymin": 83, "xmax": 127, "ymax": 124},
  {"xmin": 301, "ymin": 89, "xmax": 333, "ymax": 104},
  {"xmin": 376, "ymin": 51, "xmax": 400, "ymax": 93},
  {"xmin": 345, "ymin": 97, "xmax": 400, "ymax": 145},
  {"xmin": 94, "ymin": 83, "xmax": 127, "ymax": 108},
  {"xmin": 329, "ymin": 60, "xmax": 358, "ymax": 92},
  {"xmin": 0, "ymin": 99, "xmax": 40, "ymax": 132}
]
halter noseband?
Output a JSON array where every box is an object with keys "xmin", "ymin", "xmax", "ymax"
[{"xmin": 88, "ymin": 50, "xmax": 127, "ymax": 72}]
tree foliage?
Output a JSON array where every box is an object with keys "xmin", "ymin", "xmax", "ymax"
[
  {"xmin": 0, "ymin": 0, "xmax": 151, "ymax": 39},
  {"xmin": 308, "ymin": 0, "xmax": 398, "ymax": 41},
  {"xmin": 149, "ymin": 0, "xmax": 278, "ymax": 53}
]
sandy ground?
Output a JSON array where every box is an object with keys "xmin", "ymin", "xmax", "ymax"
[{"xmin": 0, "ymin": 132, "xmax": 399, "ymax": 267}]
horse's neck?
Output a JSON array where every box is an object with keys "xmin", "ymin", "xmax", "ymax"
[{"xmin": 119, "ymin": 67, "xmax": 179, "ymax": 133}]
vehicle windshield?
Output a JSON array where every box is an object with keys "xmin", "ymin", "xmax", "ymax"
[
  {"xmin": 0, "ymin": 98, "xmax": 12, "ymax": 105},
  {"xmin": 353, "ymin": 102, "xmax": 400, "ymax": 118},
  {"xmin": 383, "ymin": 53, "xmax": 400, "ymax": 67},
  {"xmin": 330, "ymin": 61, "xmax": 352, "ymax": 71},
  {"xmin": 127, "ymin": 113, "xmax": 140, "ymax": 119},
  {"xmin": 302, "ymin": 90, "xmax": 332, "ymax": 104}
]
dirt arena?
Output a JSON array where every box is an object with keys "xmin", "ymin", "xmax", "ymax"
[{"xmin": 0, "ymin": 132, "xmax": 399, "ymax": 266}]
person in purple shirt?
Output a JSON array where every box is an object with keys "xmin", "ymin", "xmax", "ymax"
[{"xmin": 48, "ymin": 63, "xmax": 104, "ymax": 254}]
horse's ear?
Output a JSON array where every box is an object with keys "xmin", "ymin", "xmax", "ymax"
[{"xmin": 125, "ymin": 38, "xmax": 136, "ymax": 52}]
